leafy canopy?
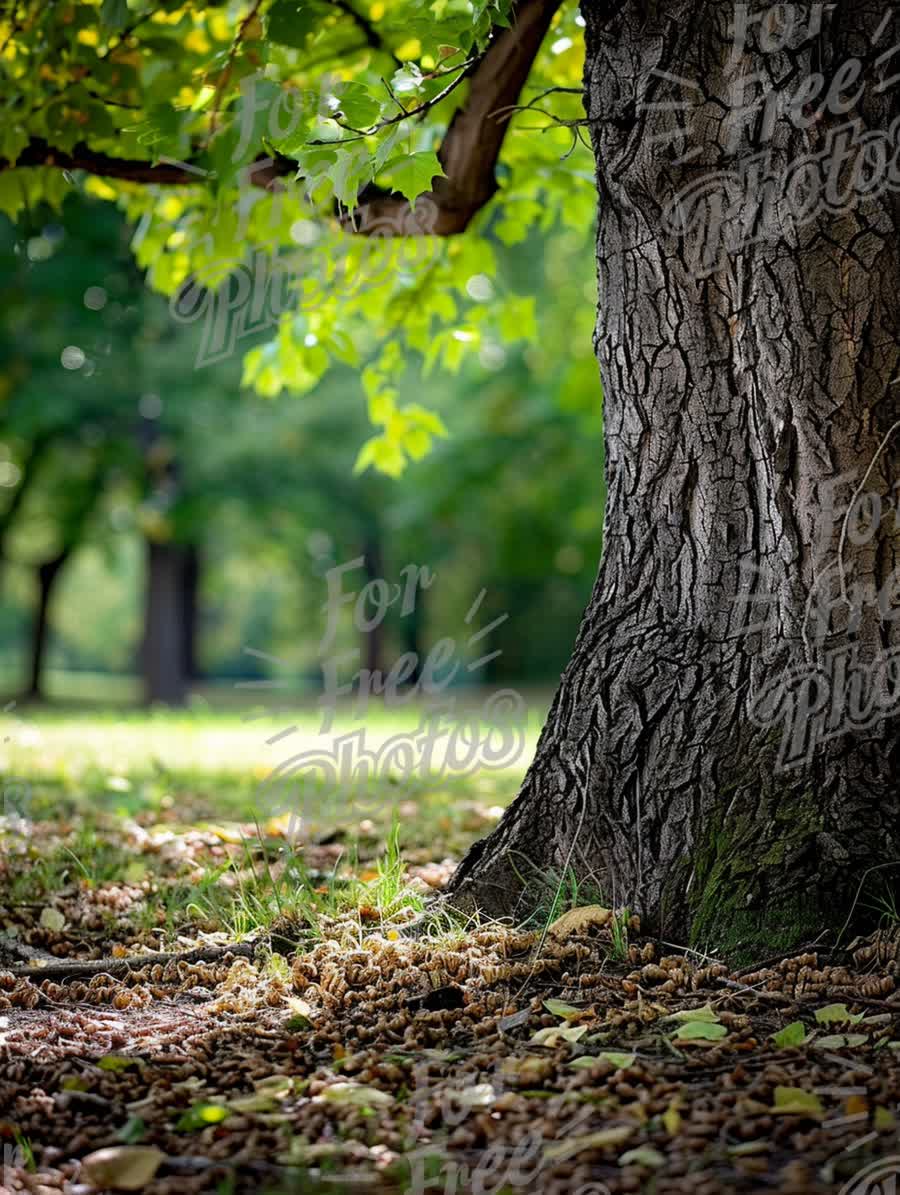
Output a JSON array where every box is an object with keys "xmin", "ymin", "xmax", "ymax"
[{"xmin": 0, "ymin": 0, "xmax": 595, "ymax": 471}]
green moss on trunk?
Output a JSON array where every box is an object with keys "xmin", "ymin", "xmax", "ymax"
[{"xmin": 684, "ymin": 787, "xmax": 843, "ymax": 964}]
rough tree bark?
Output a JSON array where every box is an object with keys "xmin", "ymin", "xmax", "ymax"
[{"xmin": 447, "ymin": 0, "xmax": 900, "ymax": 957}]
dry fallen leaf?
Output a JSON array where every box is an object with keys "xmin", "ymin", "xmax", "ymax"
[
  {"xmin": 451, "ymin": 1082, "xmax": 496, "ymax": 1108},
  {"xmin": 82, "ymin": 1145, "xmax": 165, "ymax": 1191},
  {"xmin": 531, "ymin": 1024, "xmax": 588, "ymax": 1047},
  {"xmin": 321, "ymin": 1082, "xmax": 392, "ymax": 1107},
  {"xmin": 547, "ymin": 905, "xmax": 612, "ymax": 938},
  {"xmin": 544, "ymin": 1126, "xmax": 633, "ymax": 1161}
]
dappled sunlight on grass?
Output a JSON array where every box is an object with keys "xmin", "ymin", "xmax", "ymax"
[{"xmin": 0, "ymin": 701, "xmax": 541, "ymax": 951}]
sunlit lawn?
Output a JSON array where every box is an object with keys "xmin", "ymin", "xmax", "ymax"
[{"xmin": 0, "ymin": 695, "xmax": 547, "ymax": 948}]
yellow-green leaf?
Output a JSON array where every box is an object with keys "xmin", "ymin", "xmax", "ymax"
[
  {"xmin": 814, "ymin": 1003, "xmax": 864, "ymax": 1025},
  {"xmin": 176, "ymin": 1103, "xmax": 230, "ymax": 1131},
  {"xmin": 672, "ymin": 1021, "xmax": 727, "ymax": 1042},
  {"xmin": 814, "ymin": 1033, "xmax": 868, "ymax": 1049},
  {"xmin": 543, "ymin": 998, "xmax": 584, "ymax": 1020},
  {"xmin": 772, "ymin": 1087, "xmax": 824, "ymax": 1118},
  {"xmin": 98, "ymin": 1055, "xmax": 141, "ymax": 1072},
  {"xmin": 772, "ymin": 1021, "xmax": 808, "ymax": 1048},
  {"xmin": 664, "ymin": 1003, "xmax": 720, "ymax": 1024},
  {"xmin": 619, "ymin": 1146, "xmax": 665, "ymax": 1168}
]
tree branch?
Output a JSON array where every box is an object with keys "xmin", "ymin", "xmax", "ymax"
[
  {"xmin": 6, "ymin": 137, "xmax": 230, "ymax": 184},
  {"xmin": 0, "ymin": 0, "xmax": 564, "ymax": 236},
  {"xmin": 350, "ymin": 0, "xmax": 564, "ymax": 235}
]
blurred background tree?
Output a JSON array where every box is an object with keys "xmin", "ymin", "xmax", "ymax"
[{"xmin": 0, "ymin": 190, "xmax": 601, "ymax": 707}]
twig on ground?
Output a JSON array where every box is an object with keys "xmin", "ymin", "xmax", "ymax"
[{"xmin": 7, "ymin": 940, "xmax": 258, "ymax": 982}]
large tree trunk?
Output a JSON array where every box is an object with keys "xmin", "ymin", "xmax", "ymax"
[{"xmin": 448, "ymin": 0, "xmax": 900, "ymax": 958}]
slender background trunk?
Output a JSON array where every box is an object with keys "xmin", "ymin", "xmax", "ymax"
[
  {"xmin": 181, "ymin": 542, "xmax": 201, "ymax": 682},
  {"xmin": 26, "ymin": 550, "xmax": 69, "ymax": 701},
  {"xmin": 23, "ymin": 459, "xmax": 106, "ymax": 702},
  {"xmin": 142, "ymin": 540, "xmax": 190, "ymax": 706},
  {"xmin": 448, "ymin": 0, "xmax": 900, "ymax": 958},
  {"xmin": 361, "ymin": 531, "xmax": 385, "ymax": 679}
]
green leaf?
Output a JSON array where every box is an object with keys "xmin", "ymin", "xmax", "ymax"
[
  {"xmin": 543, "ymin": 998, "xmax": 584, "ymax": 1020},
  {"xmin": 98, "ymin": 1055, "xmax": 141, "ymax": 1072},
  {"xmin": 354, "ymin": 434, "xmax": 405, "ymax": 477},
  {"xmin": 285, "ymin": 997, "xmax": 314, "ymax": 1028},
  {"xmin": 328, "ymin": 145, "xmax": 373, "ymax": 207},
  {"xmin": 875, "ymin": 1106, "xmax": 897, "ymax": 1129},
  {"xmin": 772, "ymin": 1021, "xmax": 808, "ymax": 1048},
  {"xmin": 404, "ymin": 403, "xmax": 448, "ymax": 437},
  {"xmin": 267, "ymin": 0, "xmax": 318, "ymax": 47},
  {"xmin": 373, "ymin": 123, "xmax": 407, "ymax": 175},
  {"xmin": 499, "ymin": 294, "xmax": 537, "ymax": 343},
  {"xmin": 597, "ymin": 1051, "xmax": 636, "ymax": 1067},
  {"xmin": 176, "ymin": 1103, "xmax": 231, "ymax": 1132},
  {"xmin": 334, "ymin": 82, "xmax": 381, "ymax": 129},
  {"xmin": 814, "ymin": 1003, "xmax": 864, "ymax": 1025},
  {"xmin": 814, "ymin": 1034, "xmax": 868, "ymax": 1049},
  {"xmin": 391, "ymin": 63, "xmax": 424, "ymax": 95},
  {"xmin": 116, "ymin": 1117, "xmax": 147, "ymax": 1146},
  {"xmin": 664, "ymin": 1003, "xmax": 720, "ymax": 1024},
  {"xmin": 772, "ymin": 1086, "xmax": 824, "ymax": 1117},
  {"xmin": 0, "ymin": 174, "xmax": 26, "ymax": 220},
  {"xmin": 365, "ymin": 389, "xmax": 396, "ymax": 423},
  {"xmin": 384, "ymin": 151, "xmax": 444, "ymax": 204},
  {"xmin": 672, "ymin": 1021, "xmax": 728, "ymax": 1042},
  {"xmin": 100, "ymin": 0, "xmax": 131, "ymax": 30},
  {"xmin": 0, "ymin": 125, "xmax": 28, "ymax": 165}
]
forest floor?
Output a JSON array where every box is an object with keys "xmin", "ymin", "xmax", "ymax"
[{"xmin": 1, "ymin": 709, "xmax": 900, "ymax": 1195}]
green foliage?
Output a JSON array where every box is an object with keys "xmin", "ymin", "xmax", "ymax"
[{"xmin": 0, "ymin": 0, "xmax": 596, "ymax": 472}]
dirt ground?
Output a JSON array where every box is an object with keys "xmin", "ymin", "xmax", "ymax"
[
  {"xmin": 1, "ymin": 712, "xmax": 898, "ymax": 1194},
  {"xmin": 3, "ymin": 876, "xmax": 900, "ymax": 1195}
]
